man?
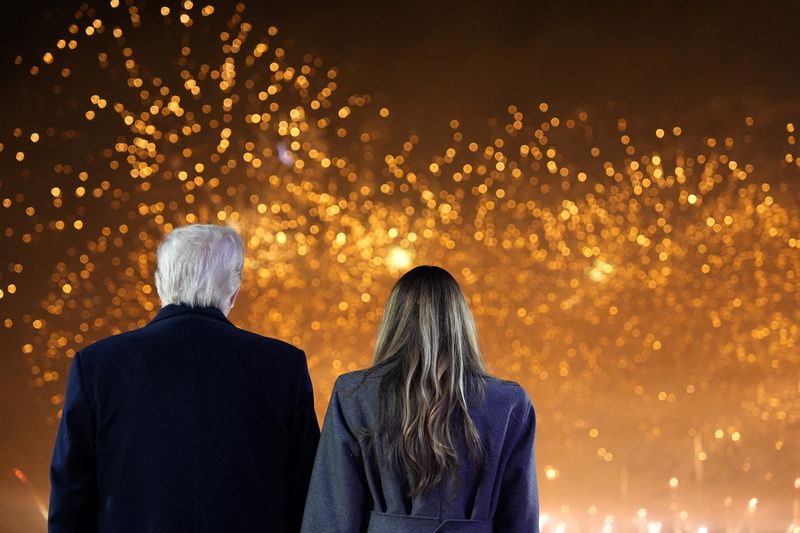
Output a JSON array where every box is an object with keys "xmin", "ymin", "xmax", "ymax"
[{"xmin": 49, "ymin": 224, "xmax": 320, "ymax": 532}]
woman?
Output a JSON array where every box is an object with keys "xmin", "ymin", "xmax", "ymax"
[{"xmin": 301, "ymin": 265, "xmax": 538, "ymax": 532}]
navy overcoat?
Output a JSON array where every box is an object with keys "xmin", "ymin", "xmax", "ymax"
[
  {"xmin": 301, "ymin": 366, "xmax": 539, "ymax": 533},
  {"xmin": 49, "ymin": 303, "xmax": 320, "ymax": 533}
]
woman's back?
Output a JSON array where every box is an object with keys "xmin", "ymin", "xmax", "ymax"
[
  {"xmin": 301, "ymin": 366, "xmax": 538, "ymax": 532},
  {"xmin": 302, "ymin": 266, "xmax": 539, "ymax": 532}
]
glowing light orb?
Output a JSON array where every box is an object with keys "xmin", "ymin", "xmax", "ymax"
[
  {"xmin": 277, "ymin": 141, "xmax": 295, "ymax": 166},
  {"xmin": 646, "ymin": 522, "xmax": 663, "ymax": 533},
  {"xmin": 386, "ymin": 246, "xmax": 413, "ymax": 270},
  {"xmin": 539, "ymin": 514, "xmax": 549, "ymax": 529},
  {"xmin": 587, "ymin": 259, "xmax": 614, "ymax": 282}
]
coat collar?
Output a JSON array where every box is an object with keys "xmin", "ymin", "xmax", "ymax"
[{"xmin": 148, "ymin": 303, "xmax": 232, "ymax": 326}]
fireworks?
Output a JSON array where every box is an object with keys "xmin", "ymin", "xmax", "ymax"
[
  {"xmin": 1, "ymin": 1, "xmax": 799, "ymax": 530},
  {"xmin": 11, "ymin": 467, "xmax": 47, "ymax": 520}
]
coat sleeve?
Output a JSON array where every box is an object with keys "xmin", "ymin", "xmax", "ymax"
[
  {"xmin": 301, "ymin": 377, "xmax": 369, "ymax": 533},
  {"xmin": 286, "ymin": 350, "xmax": 321, "ymax": 531},
  {"xmin": 48, "ymin": 351, "xmax": 100, "ymax": 533},
  {"xmin": 493, "ymin": 399, "xmax": 539, "ymax": 533}
]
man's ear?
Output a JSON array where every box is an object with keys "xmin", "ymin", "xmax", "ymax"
[{"xmin": 228, "ymin": 287, "xmax": 240, "ymax": 312}]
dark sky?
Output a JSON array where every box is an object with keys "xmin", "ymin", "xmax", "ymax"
[
  {"xmin": 261, "ymin": 0, "xmax": 800, "ymax": 134},
  {"xmin": 3, "ymin": 1, "xmax": 800, "ymax": 129},
  {"xmin": 1, "ymin": 0, "xmax": 799, "ymax": 530}
]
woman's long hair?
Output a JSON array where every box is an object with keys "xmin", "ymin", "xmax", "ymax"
[{"xmin": 371, "ymin": 265, "xmax": 486, "ymax": 496}]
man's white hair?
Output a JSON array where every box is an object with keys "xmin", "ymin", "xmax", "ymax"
[{"xmin": 155, "ymin": 224, "xmax": 244, "ymax": 313}]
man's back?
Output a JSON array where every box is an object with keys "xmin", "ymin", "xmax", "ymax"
[{"xmin": 49, "ymin": 303, "xmax": 320, "ymax": 533}]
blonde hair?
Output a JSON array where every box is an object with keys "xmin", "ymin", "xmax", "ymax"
[{"xmin": 372, "ymin": 265, "xmax": 486, "ymax": 496}]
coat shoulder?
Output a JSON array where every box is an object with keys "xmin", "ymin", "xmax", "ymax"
[
  {"xmin": 333, "ymin": 368, "xmax": 377, "ymax": 393},
  {"xmin": 77, "ymin": 326, "xmax": 149, "ymax": 363},
  {"xmin": 230, "ymin": 326, "xmax": 304, "ymax": 357},
  {"xmin": 77, "ymin": 321, "xmax": 305, "ymax": 368},
  {"xmin": 482, "ymin": 375, "xmax": 535, "ymax": 414}
]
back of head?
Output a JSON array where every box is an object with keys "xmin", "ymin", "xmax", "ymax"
[
  {"xmin": 372, "ymin": 265, "xmax": 486, "ymax": 497},
  {"xmin": 154, "ymin": 224, "xmax": 244, "ymax": 315}
]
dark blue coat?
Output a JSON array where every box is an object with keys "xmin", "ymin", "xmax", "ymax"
[
  {"xmin": 49, "ymin": 303, "xmax": 320, "ymax": 533},
  {"xmin": 301, "ymin": 367, "xmax": 539, "ymax": 533}
]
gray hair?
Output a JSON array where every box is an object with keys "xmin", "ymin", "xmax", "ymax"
[{"xmin": 154, "ymin": 224, "xmax": 244, "ymax": 313}]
